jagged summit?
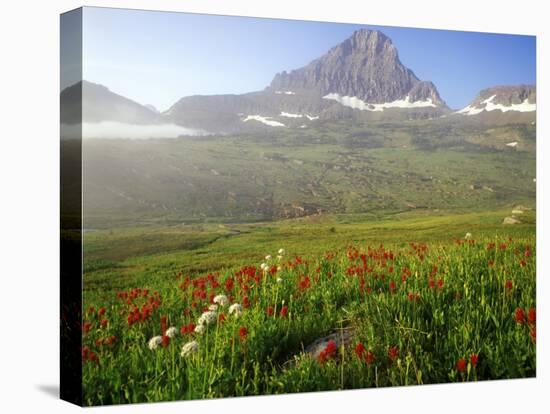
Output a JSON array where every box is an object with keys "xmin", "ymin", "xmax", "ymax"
[{"xmin": 269, "ymin": 29, "xmax": 445, "ymax": 107}]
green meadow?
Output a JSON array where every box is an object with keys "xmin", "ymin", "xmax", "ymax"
[{"xmin": 81, "ymin": 208, "xmax": 536, "ymax": 405}]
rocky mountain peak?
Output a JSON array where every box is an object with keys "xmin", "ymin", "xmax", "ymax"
[
  {"xmin": 269, "ymin": 29, "xmax": 445, "ymax": 106},
  {"xmin": 345, "ymin": 29, "xmax": 396, "ymax": 57}
]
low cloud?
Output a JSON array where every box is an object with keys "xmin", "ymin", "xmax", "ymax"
[{"xmin": 61, "ymin": 121, "xmax": 209, "ymax": 139}]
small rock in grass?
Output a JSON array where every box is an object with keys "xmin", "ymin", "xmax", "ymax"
[{"xmin": 503, "ymin": 216, "xmax": 522, "ymax": 225}]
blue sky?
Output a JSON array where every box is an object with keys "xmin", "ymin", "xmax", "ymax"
[{"xmin": 81, "ymin": 7, "xmax": 536, "ymax": 111}]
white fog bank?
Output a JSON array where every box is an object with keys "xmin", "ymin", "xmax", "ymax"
[{"xmin": 61, "ymin": 122, "xmax": 209, "ymax": 139}]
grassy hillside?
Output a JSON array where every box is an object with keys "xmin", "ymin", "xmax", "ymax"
[{"xmin": 81, "ymin": 119, "xmax": 535, "ymax": 228}]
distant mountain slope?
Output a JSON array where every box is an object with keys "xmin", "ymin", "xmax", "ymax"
[
  {"xmin": 80, "ymin": 120, "xmax": 536, "ymax": 227},
  {"xmin": 61, "ymin": 81, "xmax": 161, "ymax": 125},
  {"xmin": 455, "ymin": 85, "xmax": 536, "ymax": 124}
]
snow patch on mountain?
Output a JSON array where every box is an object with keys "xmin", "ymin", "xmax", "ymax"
[
  {"xmin": 456, "ymin": 105, "xmax": 484, "ymax": 116},
  {"xmin": 279, "ymin": 112, "xmax": 319, "ymax": 120},
  {"xmin": 275, "ymin": 91, "xmax": 296, "ymax": 95},
  {"xmin": 243, "ymin": 115, "xmax": 285, "ymax": 127},
  {"xmin": 323, "ymin": 93, "xmax": 436, "ymax": 112},
  {"xmin": 457, "ymin": 95, "xmax": 536, "ymax": 116},
  {"xmin": 280, "ymin": 112, "xmax": 303, "ymax": 118}
]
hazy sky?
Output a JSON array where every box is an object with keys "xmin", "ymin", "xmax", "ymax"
[{"xmin": 82, "ymin": 6, "xmax": 536, "ymax": 111}]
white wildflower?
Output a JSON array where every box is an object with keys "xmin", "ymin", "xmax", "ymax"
[
  {"xmin": 228, "ymin": 303, "xmax": 243, "ymax": 317},
  {"xmin": 260, "ymin": 263, "xmax": 268, "ymax": 271},
  {"xmin": 194, "ymin": 324, "xmax": 206, "ymax": 335},
  {"xmin": 165, "ymin": 327, "xmax": 178, "ymax": 338},
  {"xmin": 198, "ymin": 310, "xmax": 217, "ymax": 325},
  {"xmin": 276, "ymin": 277, "xmax": 283, "ymax": 284},
  {"xmin": 277, "ymin": 255, "xmax": 283, "ymax": 261},
  {"xmin": 180, "ymin": 340, "xmax": 199, "ymax": 357},
  {"xmin": 208, "ymin": 304, "xmax": 219, "ymax": 312},
  {"xmin": 148, "ymin": 336, "xmax": 163, "ymax": 351},
  {"xmin": 465, "ymin": 232, "xmax": 472, "ymax": 240},
  {"xmin": 278, "ymin": 248, "xmax": 285, "ymax": 255},
  {"xmin": 265, "ymin": 255, "xmax": 272, "ymax": 260},
  {"xmin": 213, "ymin": 294, "xmax": 229, "ymax": 307}
]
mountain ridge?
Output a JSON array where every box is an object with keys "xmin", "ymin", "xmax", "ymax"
[
  {"xmin": 62, "ymin": 30, "xmax": 535, "ymax": 133},
  {"xmin": 61, "ymin": 80, "xmax": 162, "ymax": 125},
  {"xmin": 455, "ymin": 84, "xmax": 536, "ymax": 123}
]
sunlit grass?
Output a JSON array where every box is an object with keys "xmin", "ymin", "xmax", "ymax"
[{"xmin": 80, "ymin": 212, "xmax": 535, "ymax": 405}]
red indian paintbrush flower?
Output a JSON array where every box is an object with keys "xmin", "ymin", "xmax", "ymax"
[
  {"xmin": 161, "ymin": 335, "xmax": 170, "ymax": 347},
  {"xmin": 280, "ymin": 306, "xmax": 288, "ymax": 318},
  {"xmin": 224, "ymin": 277, "xmax": 234, "ymax": 292},
  {"xmin": 325, "ymin": 340, "xmax": 337, "ymax": 357},
  {"xmin": 88, "ymin": 351, "xmax": 99, "ymax": 364},
  {"xmin": 239, "ymin": 326, "xmax": 248, "ymax": 340},
  {"xmin": 318, "ymin": 340, "xmax": 338, "ymax": 364},
  {"xmin": 505, "ymin": 280, "xmax": 513, "ymax": 291},
  {"xmin": 98, "ymin": 307, "xmax": 106, "ymax": 317},
  {"xmin": 298, "ymin": 276, "xmax": 311, "ymax": 290},
  {"xmin": 180, "ymin": 322, "xmax": 196, "ymax": 335},
  {"xmin": 317, "ymin": 351, "xmax": 328, "ymax": 364},
  {"xmin": 528, "ymin": 308, "xmax": 536, "ymax": 325},
  {"xmin": 514, "ymin": 307, "xmax": 526, "ymax": 324},
  {"xmin": 355, "ymin": 343, "xmax": 365, "ymax": 359},
  {"xmin": 388, "ymin": 346, "xmax": 398, "ymax": 361},
  {"xmin": 82, "ymin": 346, "xmax": 90, "ymax": 361},
  {"xmin": 365, "ymin": 350, "xmax": 375, "ymax": 365},
  {"xmin": 470, "ymin": 354, "xmax": 479, "ymax": 368},
  {"xmin": 456, "ymin": 358, "xmax": 466, "ymax": 372}
]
